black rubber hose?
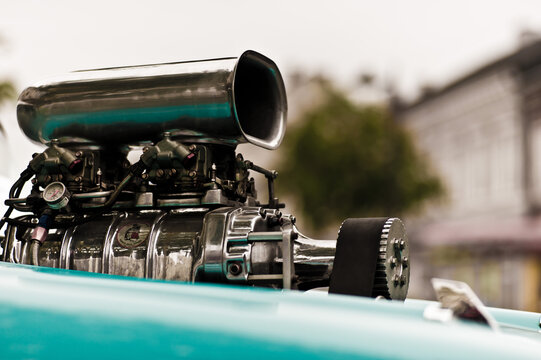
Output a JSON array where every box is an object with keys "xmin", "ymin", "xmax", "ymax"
[
  {"xmin": 30, "ymin": 160, "xmax": 147, "ymax": 229},
  {"xmin": 6, "ymin": 213, "xmax": 98, "ymax": 229},
  {"xmin": 88, "ymin": 160, "xmax": 146, "ymax": 211},
  {"xmin": 0, "ymin": 167, "xmax": 134, "ymax": 230},
  {"xmin": 3, "ymin": 162, "xmax": 145, "ymax": 230},
  {"xmin": 0, "ymin": 206, "xmax": 16, "ymax": 231},
  {"xmin": 4, "ymin": 217, "xmax": 37, "ymax": 227},
  {"xmin": 9, "ymin": 168, "xmax": 33, "ymax": 199},
  {"xmin": 102, "ymin": 173, "xmax": 134, "ymax": 209},
  {"xmin": 12, "ymin": 203, "xmax": 34, "ymax": 212},
  {"xmin": 0, "ymin": 168, "xmax": 34, "ymax": 232}
]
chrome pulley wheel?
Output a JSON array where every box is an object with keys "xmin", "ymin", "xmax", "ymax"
[{"xmin": 329, "ymin": 217, "xmax": 409, "ymax": 300}]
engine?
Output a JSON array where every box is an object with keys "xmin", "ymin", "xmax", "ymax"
[{"xmin": 0, "ymin": 51, "xmax": 410, "ymax": 299}]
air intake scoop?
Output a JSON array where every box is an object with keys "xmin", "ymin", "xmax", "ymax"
[{"xmin": 17, "ymin": 50, "xmax": 287, "ymax": 149}]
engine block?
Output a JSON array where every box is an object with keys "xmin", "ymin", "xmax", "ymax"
[{"xmin": 0, "ymin": 50, "xmax": 410, "ymax": 299}]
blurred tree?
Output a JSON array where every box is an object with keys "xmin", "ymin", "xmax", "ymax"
[
  {"xmin": 0, "ymin": 81, "xmax": 15, "ymax": 104},
  {"xmin": 276, "ymin": 81, "xmax": 443, "ymax": 231}
]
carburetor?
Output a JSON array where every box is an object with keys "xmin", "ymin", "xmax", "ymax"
[{"xmin": 0, "ymin": 51, "xmax": 410, "ymax": 299}]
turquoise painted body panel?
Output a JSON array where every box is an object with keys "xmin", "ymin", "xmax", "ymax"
[{"xmin": 1, "ymin": 262, "xmax": 541, "ymax": 359}]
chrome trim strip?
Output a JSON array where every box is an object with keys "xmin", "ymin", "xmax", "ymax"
[
  {"xmin": 145, "ymin": 211, "xmax": 167, "ymax": 279},
  {"xmin": 102, "ymin": 212, "xmax": 125, "ymax": 274},
  {"xmin": 59, "ymin": 226, "xmax": 76, "ymax": 269}
]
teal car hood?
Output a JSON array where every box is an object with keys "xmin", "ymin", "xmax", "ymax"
[{"xmin": 0, "ymin": 262, "xmax": 540, "ymax": 359}]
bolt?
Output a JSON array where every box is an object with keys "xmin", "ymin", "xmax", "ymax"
[
  {"xmin": 392, "ymin": 274, "xmax": 400, "ymax": 286},
  {"xmin": 390, "ymin": 257, "xmax": 398, "ymax": 268},
  {"xmin": 391, "ymin": 238, "xmax": 399, "ymax": 250},
  {"xmin": 31, "ymin": 178, "xmax": 37, "ymax": 185},
  {"xmin": 189, "ymin": 144, "xmax": 196, "ymax": 152},
  {"xmin": 403, "ymin": 257, "xmax": 409, "ymax": 268},
  {"xmin": 228, "ymin": 262, "xmax": 242, "ymax": 276},
  {"xmin": 162, "ymin": 131, "xmax": 171, "ymax": 138},
  {"xmin": 156, "ymin": 169, "xmax": 164, "ymax": 178},
  {"xmin": 141, "ymin": 173, "xmax": 149, "ymax": 180},
  {"xmin": 75, "ymin": 151, "xmax": 83, "ymax": 158},
  {"xmin": 142, "ymin": 147, "xmax": 149, "ymax": 153},
  {"xmin": 275, "ymin": 210, "xmax": 282, "ymax": 218},
  {"xmin": 189, "ymin": 171, "xmax": 197, "ymax": 178},
  {"xmin": 171, "ymin": 168, "xmax": 177, "ymax": 175},
  {"xmin": 400, "ymin": 240, "xmax": 405, "ymax": 249},
  {"xmin": 400, "ymin": 275, "xmax": 407, "ymax": 286},
  {"xmin": 75, "ymin": 176, "xmax": 82, "ymax": 183},
  {"xmin": 290, "ymin": 215, "xmax": 296, "ymax": 224},
  {"xmin": 51, "ymin": 139, "xmax": 59, "ymax": 145},
  {"xmin": 259, "ymin": 208, "xmax": 267, "ymax": 218}
]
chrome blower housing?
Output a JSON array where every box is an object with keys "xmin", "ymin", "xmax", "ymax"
[{"xmin": 1, "ymin": 50, "xmax": 409, "ymax": 300}]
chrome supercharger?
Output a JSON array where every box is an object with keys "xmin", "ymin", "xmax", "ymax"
[{"xmin": 0, "ymin": 51, "xmax": 409, "ymax": 299}]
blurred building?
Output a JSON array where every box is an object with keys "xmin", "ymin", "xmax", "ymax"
[{"xmin": 398, "ymin": 36, "xmax": 541, "ymax": 311}]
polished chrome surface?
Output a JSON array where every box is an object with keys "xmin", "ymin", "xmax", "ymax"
[
  {"xmin": 293, "ymin": 226, "xmax": 336, "ymax": 287},
  {"xmin": 3, "ymin": 209, "xmax": 209, "ymax": 282},
  {"xmin": 192, "ymin": 207, "xmax": 230, "ymax": 281},
  {"xmin": 3, "ymin": 207, "xmax": 339, "ymax": 290},
  {"xmin": 225, "ymin": 207, "xmax": 283, "ymax": 283},
  {"xmin": 109, "ymin": 212, "xmax": 154, "ymax": 277},
  {"xmin": 38, "ymin": 230, "xmax": 63, "ymax": 268},
  {"xmin": 101, "ymin": 212, "xmax": 126, "ymax": 274},
  {"xmin": 2, "ymin": 225, "xmax": 18, "ymax": 263},
  {"xmin": 194, "ymin": 207, "xmax": 288, "ymax": 285},
  {"xmin": 148, "ymin": 210, "xmax": 202, "ymax": 281},
  {"xmin": 69, "ymin": 215, "xmax": 113, "ymax": 273},
  {"xmin": 17, "ymin": 50, "xmax": 287, "ymax": 149},
  {"xmin": 282, "ymin": 224, "xmax": 294, "ymax": 289}
]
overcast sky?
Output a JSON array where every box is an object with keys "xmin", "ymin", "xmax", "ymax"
[{"xmin": 1, "ymin": 0, "xmax": 541, "ymax": 177}]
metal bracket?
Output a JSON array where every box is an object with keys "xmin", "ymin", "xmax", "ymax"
[
  {"xmin": 244, "ymin": 161, "xmax": 283, "ymax": 208},
  {"xmin": 282, "ymin": 226, "xmax": 294, "ymax": 290}
]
